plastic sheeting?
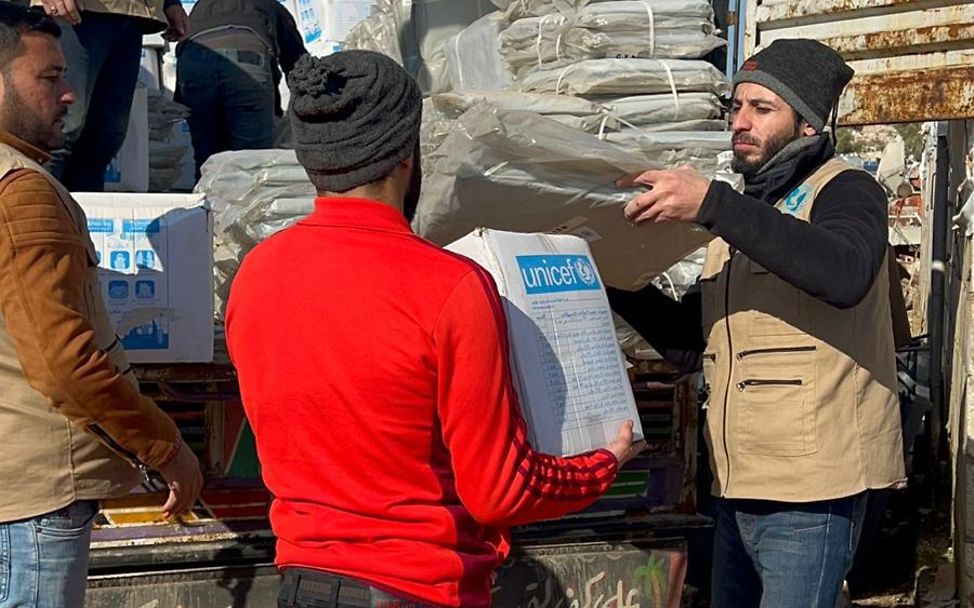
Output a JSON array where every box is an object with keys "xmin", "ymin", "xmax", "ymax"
[
  {"xmin": 603, "ymin": 129, "xmax": 732, "ymax": 169},
  {"xmin": 595, "ymin": 92, "xmax": 723, "ymax": 125},
  {"xmin": 517, "ymin": 58, "xmax": 729, "ymax": 97},
  {"xmin": 196, "ymin": 150, "xmax": 315, "ymax": 317},
  {"xmin": 500, "ymin": 1, "xmax": 724, "ymax": 78},
  {"xmin": 445, "ymin": 13, "xmax": 514, "ymax": 91},
  {"xmin": 431, "ymin": 90, "xmax": 725, "ymax": 135},
  {"xmin": 498, "ymin": 0, "xmax": 586, "ymax": 20},
  {"xmin": 433, "ymin": 90, "xmax": 604, "ymax": 117},
  {"xmin": 346, "ymin": 0, "xmax": 495, "ymax": 94},
  {"xmin": 147, "ymin": 92, "xmax": 194, "ymax": 192},
  {"xmin": 416, "ymin": 104, "xmax": 716, "ymax": 289},
  {"xmin": 344, "ymin": 0, "xmax": 406, "ymax": 64}
]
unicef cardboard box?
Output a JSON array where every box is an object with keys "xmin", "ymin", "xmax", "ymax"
[
  {"xmin": 73, "ymin": 193, "xmax": 214, "ymax": 364},
  {"xmin": 446, "ymin": 229, "xmax": 643, "ymax": 457}
]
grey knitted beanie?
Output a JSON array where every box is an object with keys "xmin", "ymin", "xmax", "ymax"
[
  {"xmin": 287, "ymin": 51, "xmax": 422, "ymax": 192},
  {"xmin": 734, "ymin": 39, "xmax": 854, "ymax": 132}
]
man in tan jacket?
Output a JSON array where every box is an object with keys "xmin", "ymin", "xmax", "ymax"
[
  {"xmin": 0, "ymin": 5, "xmax": 201, "ymax": 607},
  {"xmin": 610, "ymin": 39, "xmax": 905, "ymax": 608},
  {"xmin": 34, "ymin": 0, "xmax": 189, "ymax": 190}
]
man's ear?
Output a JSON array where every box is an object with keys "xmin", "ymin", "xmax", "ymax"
[{"xmin": 801, "ymin": 121, "xmax": 817, "ymax": 137}]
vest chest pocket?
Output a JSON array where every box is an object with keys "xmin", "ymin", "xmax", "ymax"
[
  {"xmin": 746, "ymin": 260, "xmax": 805, "ymax": 337},
  {"xmin": 736, "ymin": 346, "xmax": 818, "ymax": 456}
]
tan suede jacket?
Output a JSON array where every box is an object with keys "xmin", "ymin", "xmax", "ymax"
[{"xmin": 0, "ymin": 131, "xmax": 180, "ymax": 522}]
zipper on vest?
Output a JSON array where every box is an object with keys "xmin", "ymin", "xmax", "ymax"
[
  {"xmin": 88, "ymin": 424, "xmax": 151, "ymax": 484},
  {"xmin": 721, "ymin": 253, "xmax": 735, "ymax": 491},
  {"xmin": 736, "ymin": 379, "xmax": 804, "ymax": 391},
  {"xmin": 736, "ymin": 346, "xmax": 816, "ymax": 360}
]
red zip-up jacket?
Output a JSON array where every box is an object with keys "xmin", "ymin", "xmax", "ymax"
[{"xmin": 226, "ymin": 198, "xmax": 619, "ymax": 607}]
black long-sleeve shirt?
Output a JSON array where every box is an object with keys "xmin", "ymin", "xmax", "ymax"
[
  {"xmin": 179, "ymin": 0, "xmax": 307, "ymax": 77},
  {"xmin": 609, "ymin": 137, "xmax": 889, "ymax": 370}
]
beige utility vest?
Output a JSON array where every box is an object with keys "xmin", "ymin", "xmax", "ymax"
[
  {"xmin": 31, "ymin": 0, "xmax": 167, "ymax": 32},
  {"xmin": 700, "ymin": 158, "xmax": 906, "ymax": 502},
  {"xmin": 0, "ymin": 144, "xmax": 141, "ymax": 522}
]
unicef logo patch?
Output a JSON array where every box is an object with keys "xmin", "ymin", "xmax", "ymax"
[
  {"xmin": 783, "ymin": 184, "xmax": 812, "ymax": 215},
  {"xmin": 574, "ymin": 257, "xmax": 597, "ymax": 286}
]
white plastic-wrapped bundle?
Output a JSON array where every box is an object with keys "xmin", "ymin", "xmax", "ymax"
[
  {"xmin": 499, "ymin": 0, "xmax": 583, "ymax": 20},
  {"xmin": 147, "ymin": 92, "xmax": 194, "ymax": 192},
  {"xmin": 444, "ymin": 13, "xmax": 514, "ymax": 91},
  {"xmin": 596, "ymin": 92, "xmax": 724, "ymax": 125},
  {"xmin": 632, "ymin": 119, "xmax": 726, "ymax": 133},
  {"xmin": 344, "ymin": 0, "xmax": 407, "ymax": 65},
  {"xmin": 416, "ymin": 104, "xmax": 715, "ymax": 289},
  {"xmin": 433, "ymin": 90, "xmax": 620, "ymax": 134},
  {"xmin": 346, "ymin": 0, "xmax": 496, "ymax": 94},
  {"xmin": 517, "ymin": 58, "xmax": 729, "ymax": 97},
  {"xmin": 603, "ymin": 130, "xmax": 731, "ymax": 152},
  {"xmin": 433, "ymin": 90, "xmax": 604, "ymax": 118},
  {"xmin": 500, "ymin": 1, "xmax": 725, "ymax": 78},
  {"xmin": 430, "ymin": 90, "xmax": 723, "ymax": 135},
  {"xmin": 604, "ymin": 129, "xmax": 732, "ymax": 168},
  {"xmin": 406, "ymin": 0, "xmax": 496, "ymax": 94},
  {"xmin": 196, "ymin": 150, "xmax": 316, "ymax": 317}
]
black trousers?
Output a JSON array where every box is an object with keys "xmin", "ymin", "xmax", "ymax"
[{"xmin": 278, "ymin": 568, "xmax": 434, "ymax": 608}]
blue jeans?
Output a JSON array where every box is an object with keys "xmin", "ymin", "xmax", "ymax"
[
  {"xmin": 0, "ymin": 500, "xmax": 99, "ymax": 608},
  {"xmin": 711, "ymin": 493, "xmax": 868, "ymax": 608},
  {"xmin": 47, "ymin": 13, "xmax": 143, "ymax": 191},
  {"xmin": 176, "ymin": 41, "xmax": 276, "ymax": 178}
]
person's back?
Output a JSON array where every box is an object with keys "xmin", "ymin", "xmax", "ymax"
[
  {"xmin": 0, "ymin": 6, "xmax": 201, "ymax": 607},
  {"xmin": 176, "ymin": 0, "xmax": 306, "ymax": 175},
  {"xmin": 32, "ymin": 0, "xmax": 189, "ymax": 190},
  {"xmin": 182, "ymin": 0, "xmax": 304, "ymax": 67},
  {"xmin": 226, "ymin": 51, "xmax": 637, "ymax": 608},
  {"xmin": 228, "ymin": 198, "xmax": 524, "ymax": 603}
]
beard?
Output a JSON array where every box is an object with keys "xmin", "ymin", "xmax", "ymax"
[
  {"xmin": 1, "ymin": 82, "xmax": 64, "ymax": 152},
  {"xmin": 731, "ymin": 121, "xmax": 802, "ymax": 175},
  {"xmin": 402, "ymin": 145, "xmax": 422, "ymax": 223}
]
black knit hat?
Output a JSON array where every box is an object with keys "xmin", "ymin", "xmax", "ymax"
[
  {"xmin": 287, "ymin": 51, "xmax": 422, "ymax": 192},
  {"xmin": 734, "ymin": 39, "xmax": 854, "ymax": 132}
]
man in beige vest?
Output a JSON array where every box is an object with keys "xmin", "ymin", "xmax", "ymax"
[
  {"xmin": 0, "ymin": 5, "xmax": 201, "ymax": 607},
  {"xmin": 609, "ymin": 39, "xmax": 905, "ymax": 608},
  {"xmin": 33, "ymin": 0, "xmax": 189, "ymax": 190}
]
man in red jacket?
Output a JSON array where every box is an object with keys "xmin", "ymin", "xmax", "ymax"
[{"xmin": 226, "ymin": 51, "xmax": 640, "ymax": 608}]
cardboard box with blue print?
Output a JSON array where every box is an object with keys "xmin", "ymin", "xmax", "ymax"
[
  {"xmin": 73, "ymin": 193, "xmax": 214, "ymax": 364},
  {"xmin": 446, "ymin": 229, "xmax": 643, "ymax": 457}
]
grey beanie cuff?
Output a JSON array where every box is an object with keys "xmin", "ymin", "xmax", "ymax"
[
  {"xmin": 734, "ymin": 70, "xmax": 826, "ymax": 132},
  {"xmin": 297, "ymin": 128, "xmax": 420, "ymax": 193}
]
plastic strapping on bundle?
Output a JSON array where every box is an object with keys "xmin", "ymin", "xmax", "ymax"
[
  {"xmin": 597, "ymin": 115, "xmax": 611, "ymax": 139},
  {"xmin": 535, "ymin": 15, "xmax": 550, "ymax": 68},
  {"xmin": 640, "ymin": 0, "xmax": 656, "ymax": 57},
  {"xmin": 659, "ymin": 59, "xmax": 681, "ymax": 119},
  {"xmin": 660, "ymin": 272, "xmax": 677, "ymax": 299},
  {"xmin": 555, "ymin": 63, "xmax": 575, "ymax": 95},
  {"xmin": 485, "ymin": 161, "xmax": 510, "ymax": 177},
  {"xmin": 596, "ymin": 106, "xmax": 648, "ymax": 140},
  {"xmin": 451, "ymin": 29, "xmax": 465, "ymax": 86},
  {"xmin": 536, "ymin": 14, "xmax": 566, "ymax": 68}
]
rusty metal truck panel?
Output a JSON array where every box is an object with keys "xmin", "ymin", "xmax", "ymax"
[{"xmin": 744, "ymin": 0, "xmax": 974, "ymax": 124}]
